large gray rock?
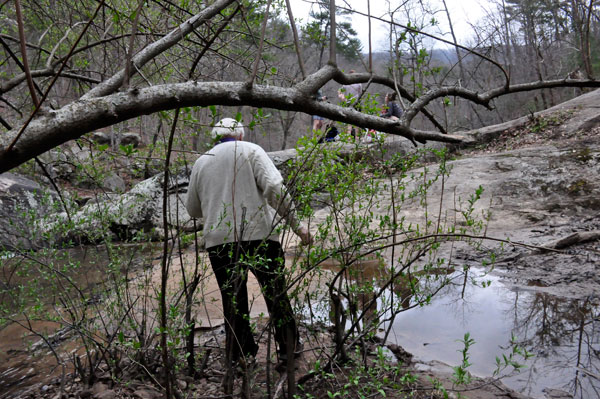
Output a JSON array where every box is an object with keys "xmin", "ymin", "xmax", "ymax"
[
  {"xmin": 458, "ymin": 87, "xmax": 600, "ymax": 147},
  {"xmin": 91, "ymin": 131, "xmax": 111, "ymax": 145},
  {"xmin": 102, "ymin": 173, "xmax": 126, "ymax": 193},
  {"xmin": 43, "ymin": 172, "xmax": 193, "ymax": 245},
  {"xmin": 37, "ymin": 149, "xmax": 74, "ymax": 179},
  {"xmin": 0, "ymin": 173, "xmax": 60, "ymax": 251},
  {"xmin": 120, "ymin": 132, "xmax": 142, "ymax": 148}
]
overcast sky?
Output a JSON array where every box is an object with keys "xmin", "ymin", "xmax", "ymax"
[{"xmin": 288, "ymin": 0, "xmax": 494, "ymax": 50}]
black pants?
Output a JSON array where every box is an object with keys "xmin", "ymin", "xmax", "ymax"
[{"xmin": 207, "ymin": 240, "xmax": 298, "ymax": 362}]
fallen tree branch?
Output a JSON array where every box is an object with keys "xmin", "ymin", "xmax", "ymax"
[
  {"xmin": 539, "ymin": 230, "xmax": 600, "ymax": 252},
  {"xmin": 0, "ymin": 81, "xmax": 470, "ymax": 173}
]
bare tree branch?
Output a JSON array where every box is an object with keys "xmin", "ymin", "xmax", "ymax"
[
  {"xmin": 284, "ymin": 0, "xmax": 307, "ymax": 80},
  {"xmin": 247, "ymin": 0, "xmax": 273, "ymax": 88},
  {"xmin": 403, "ymin": 87, "xmax": 493, "ymax": 125},
  {"xmin": 367, "ymin": 0, "xmax": 372, "ymax": 72},
  {"xmin": 82, "ymin": 0, "xmax": 236, "ymax": 99},
  {"xmin": 1, "ymin": 68, "xmax": 101, "ymax": 94},
  {"xmin": 328, "ymin": 0, "xmax": 337, "ymax": 66},
  {"xmin": 0, "ymin": 95, "xmax": 23, "ymax": 117},
  {"xmin": 484, "ymin": 78, "xmax": 600, "ymax": 99},
  {"xmin": 6, "ymin": 0, "xmax": 106, "ymax": 152},
  {"xmin": 188, "ymin": 5, "xmax": 240, "ymax": 79},
  {"xmin": 14, "ymin": 0, "xmax": 40, "ymax": 107},
  {"xmin": 0, "ymin": 36, "xmax": 45, "ymax": 98},
  {"xmin": 0, "ymin": 115, "xmax": 11, "ymax": 130},
  {"xmin": 123, "ymin": 0, "xmax": 145, "ymax": 89},
  {"xmin": 0, "ymin": 34, "xmax": 162, "ymax": 95},
  {"xmin": 45, "ymin": 23, "xmax": 84, "ymax": 69},
  {"xmin": 406, "ymin": 78, "xmax": 600, "ymax": 124},
  {"xmin": 0, "ymin": 79, "xmax": 470, "ymax": 173},
  {"xmin": 329, "ymin": 70, "xmax": 447, "ymax": 132},
  {"xmin": 342, "ymin": 5, "xmax": 510, "ymax": 85},
  {"xmin": 0, "ymin": 33, "xmax": 52, "ymax": 55}
]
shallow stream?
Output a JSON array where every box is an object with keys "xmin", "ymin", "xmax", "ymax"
[{"xmin": 1, "ymin": 247, "xmax": 598, "ymax": 399}]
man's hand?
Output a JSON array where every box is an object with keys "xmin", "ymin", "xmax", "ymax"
[{"xmin": 297, "ymin": 226, "xmax": 313, "ymax": 246}]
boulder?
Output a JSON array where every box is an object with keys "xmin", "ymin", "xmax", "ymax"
[
  {"xmin": 120, "ymin": 132, "xmax": 142, "ymax": 148},
  {"xmin": 91, "ymin": 131, "xmax": 111, "ymax": 145},
  {"xmin": 0, "ymin": 173, "xmax": 60, "ymax": 251},
  {"xmin": 43, "ymin": 171, "xmax": 194, "ymax": 245},
  {"xmin": 267, "ymin": 148, "xmax": 298, "ymax": 180},
  {"xmin": 102, "ymin": 173, "xmax": 126, "ymax": 193},
  {"xmin": 39, "ymin": 138, "xmax": 432, "ymax": 246},
  {"xmin": 37, "ymin": 149, "xmax": 74, "ymax": 179}
]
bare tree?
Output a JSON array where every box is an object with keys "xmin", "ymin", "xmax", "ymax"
[{"xmin": 0, "ymin": 0, "xmax": 599, "ymax": 173}]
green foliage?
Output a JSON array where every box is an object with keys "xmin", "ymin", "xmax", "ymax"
[
  {"xmin": 300, "ymin": 0, "xmax": 362, "ymax": 61},
  {"xmin": 493, "ymin": 333, "xmax": 534, "ymax": 376},
  {"xmin": 527, "ymin": 110, "xmax": 571, "ymax": 134},
  {"xmin": 452, "ymin": 333, "xmax": 475, "ymax": 385},
  {"xmin": 1, "ymin": 114, "xmax": 518, "ymax": 399}
]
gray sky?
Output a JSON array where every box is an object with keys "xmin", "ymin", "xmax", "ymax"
[{"xmin": 289, "ymin": 0, "xmax": 493, "ymax": 50}]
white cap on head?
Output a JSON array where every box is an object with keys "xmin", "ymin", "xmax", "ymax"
[{"xmin": 211, "ymin": 118, "xmax": 244, "ymax": 140}]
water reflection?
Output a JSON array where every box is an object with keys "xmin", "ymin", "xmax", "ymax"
[
  {"xmin": 506, "ymin": 291, "xmax": 600, "ymax": 398},
  {"xmin": 386, "ymin": 270, "xmax": 600, "ymax": 398}
]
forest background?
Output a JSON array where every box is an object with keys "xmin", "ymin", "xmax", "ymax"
[{"xmin": 1, "ymin": 0, "xmax": 600, "ymax": 398}]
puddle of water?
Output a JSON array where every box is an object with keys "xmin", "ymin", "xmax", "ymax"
[
  {"xmin": 384, "ymin": 270, "xmax": 600, "ymax": 399},
  {"xmin": 298, "ymin": 254, "xmax": 599, "ymax": 399}
]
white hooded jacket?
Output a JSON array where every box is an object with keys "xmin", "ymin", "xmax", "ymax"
[{"xmin": 186, "ymin": 140, "xmax": 301, "ymax": 249}]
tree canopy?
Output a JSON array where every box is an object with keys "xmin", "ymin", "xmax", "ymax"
[{"xmin": 1, "ymin": 0, "xmax": 599, "ymax": 173}]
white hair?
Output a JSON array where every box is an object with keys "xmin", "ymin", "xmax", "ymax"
[{"xmin": 211, "ymin": 118, "xmax": 244, "ymax": 140}]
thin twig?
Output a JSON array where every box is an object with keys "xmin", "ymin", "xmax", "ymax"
[
  {"xmin": 45, "ymin": 23, "xmax": 84, "ymax": 69},
  {"xmin": 159, "ymin": 107, "xmax": 181, "ymax": 399},
  {"xmin": 123, "ymin": 0, "xmax": 145, "ymax": 89},
  {"xmin": 14, "ymin": 0, "xmax": 40, "ymax": 107},
  {"xmin": 328, "ymin": 0, "xmax": 337, "ymax": 66},
  {"xmin": 247, "ymin": 0, "xmax": 273, "ymax": 88},
  {"xmin": 367, "ymin": 0, "xmax": 372, "ymax": 72},
  {"xmin": 188, "ymin": 4, "xmax": 240, "ymax": 79},
  {"xmin": 6, "ymin": 0, "xmax": 106, "ymax": 153},
  {"xmin": 284, "ymin": 0, "xmax": 306, "ymax": 80}
]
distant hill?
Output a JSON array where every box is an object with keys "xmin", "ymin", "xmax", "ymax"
[{"xmin": 367, "ymin": 48, "xmax": 460, "ymax": 65}]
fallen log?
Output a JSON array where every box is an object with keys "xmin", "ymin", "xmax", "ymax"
[{"xmin": 541, "ymin": 230, "xmax": 600, "ymax": 251}]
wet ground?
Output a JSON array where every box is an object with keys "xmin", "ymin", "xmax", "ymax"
[
  {"xmin": 303, "ymin": 89, "xmax": 600, "ymax": 398},
  {"xmin": 384, "ymin": 90, "xmax": 600, "ymax": 398},
  {"xmin": 0, "ymin": 244, "xmax": 156, "ymax": 398}
]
